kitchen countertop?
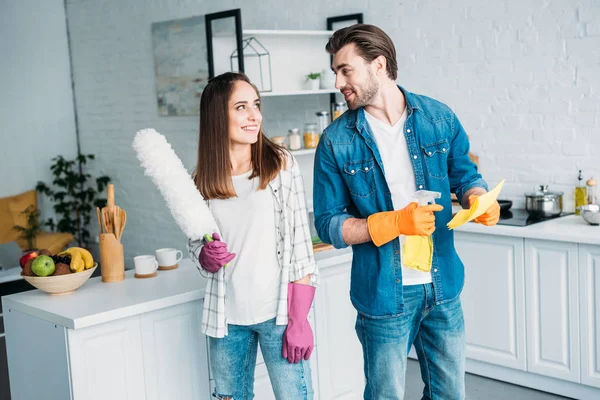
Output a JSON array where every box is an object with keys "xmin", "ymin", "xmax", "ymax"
[
  {"xmin": 1, "ymin": 244, "xmax": 351, "ymax": 330},
  {"xmin": 455, "ymin": 214, "xmax": 600, "ymax": 245}
]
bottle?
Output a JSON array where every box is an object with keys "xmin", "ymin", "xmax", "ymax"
[
  {"xmin": 333, "ymin": 102, "xmax": 347, "ymax": 119},
  {"xmin": 587, "ymin": 177, "xmax": 597, "ymax": 205},
  {"xmin": 575, "ymin": 169, "xmax": 587, "ymax": 215},
  {"xmin": 316, "ymin": 111, "xmax": 329, "ymax": 135},
  {"xmin": 303, "ymin": 123, "xmax": 319, "ymax": 149},
  {"xmin": 288, "ymin": 128, "xmax": 302, "ymax": 151},
  {"xmin": 271, "ymin": 136, "xmax": 286, "ymax": 148}
]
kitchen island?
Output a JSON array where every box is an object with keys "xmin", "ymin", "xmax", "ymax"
[
  {"xmin": 2, "ymin": 246, "xmax": 361, "ymax": 400},
  {"xmin": 451, "ymin": 214, "xmax": 600, "ymax": 399}
]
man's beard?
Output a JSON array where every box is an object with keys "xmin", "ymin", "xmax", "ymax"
[{"xmin": 346, "ymin": 70, "xmax": 379, "ymax": 110}]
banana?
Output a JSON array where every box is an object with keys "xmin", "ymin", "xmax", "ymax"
[
  {"xmin": 59, "ymin": 247, "xmax": 94, "ymax": 269},
  {"xmin": 69, "ymin": 251, "xmax": 85, "ymax": 273}
]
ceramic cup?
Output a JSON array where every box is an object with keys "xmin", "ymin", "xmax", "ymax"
[
  {"xmin": 133, "ymin": 255, "xmax": 158, "ymax": 275},
  {"xmin": 155, "ymin": 248, "xmax": 183, "ymax": 267}
]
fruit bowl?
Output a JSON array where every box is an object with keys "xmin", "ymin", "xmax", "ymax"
[{"xmin": 21, "ymin": 263, "xmax": 98, "ymax": 295}]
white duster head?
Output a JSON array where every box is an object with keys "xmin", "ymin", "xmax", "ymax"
[{"xmin": 132, "ymin": 128, "xmax": 219, "ymax": 241}]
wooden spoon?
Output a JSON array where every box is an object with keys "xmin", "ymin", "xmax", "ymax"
[
  {"xmin": 96, "ymin": 207, "xmax": 104, "ymax": 234},
  {"xmin": 119, "ymin": 208, "xmax": 127, "ymax": 239},
  {"xmin": 113, "ymin": 206, "xmax": 121, "ymax": 240}
]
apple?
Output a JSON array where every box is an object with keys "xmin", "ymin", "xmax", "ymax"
[
  {"xmin": 19, "ymin": 251, "xmax": 38, "ymax": 269},
  {"xmin": 31, "ymin": 255, "xmax": 55, "ymax": 277}
]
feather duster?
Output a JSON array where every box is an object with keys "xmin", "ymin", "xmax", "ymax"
[{"xmin": 132, "ymin": 128, "xmax": 219, "ymax": 241}]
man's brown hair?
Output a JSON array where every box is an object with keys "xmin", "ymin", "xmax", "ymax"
[
  {"xmin": 326, "ymin": 24, "xmax": 398, "ymax": 81},
  {"xmin": 194, "ymin": 72, "xmax": 286, "ymax": 200}
]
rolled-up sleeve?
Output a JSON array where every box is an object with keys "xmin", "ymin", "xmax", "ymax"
[
  {"xmin": 313, "ymin": 134, "xmax": 352, "ymax": 249},
  {"xmin": 448, "ymin": 113, "xmax": 488, "ymax": 202},
  {"xmin": 187, "ymin": 237, "xmax": 212, "ymax": 278}
]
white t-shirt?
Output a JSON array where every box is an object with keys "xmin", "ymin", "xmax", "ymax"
[
  {"xmin": 210, "ymin": 170, "xmax": 282, "ymax": 325},
  {"xmin": 365, "ymin": 109, "xmax": 433, "ymax": 286}
]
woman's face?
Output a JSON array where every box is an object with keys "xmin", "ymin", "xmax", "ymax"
[{"xmin": 228, "ymin": 81, "xmax": 262, "ymax": 146}]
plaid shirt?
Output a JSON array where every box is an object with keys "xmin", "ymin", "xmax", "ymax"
[{"xmin": 187, "ymin": 155, "xmax": 318, "ymax": 338}]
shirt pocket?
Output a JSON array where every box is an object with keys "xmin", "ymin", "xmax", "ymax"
[
  {"xmin": 422, "ymin": 140, "xmax": 449, "ymax": 179},
  {"xmin": 343, "ymin": 159, "xmax": 376, "ymax": 197}
]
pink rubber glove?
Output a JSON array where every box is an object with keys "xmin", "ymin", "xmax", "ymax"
[
  {"xmin": 198, "ymin": 233, "xmax": 235, "ymax": 273},
  {"xmin": 282, "ymin": 282, "xmax": 316, "ymax": 363}
]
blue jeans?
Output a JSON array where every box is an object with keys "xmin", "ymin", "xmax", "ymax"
[
  {"xmin": 208, "ymin": 318, "xmax": 314, "ymax": 400},
  {"xmin": 355, "ymin": 283, "xmax": 465, "ymax": 400}
]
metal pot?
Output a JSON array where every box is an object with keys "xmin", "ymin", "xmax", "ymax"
[{"xmin": 525, "ymin": 185, "xmax": 563, "ymax": 217}]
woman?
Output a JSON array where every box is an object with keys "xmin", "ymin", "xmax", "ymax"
[{"xmin": 187, "ymin": 72, "xmax": 318, "ymax": 400}]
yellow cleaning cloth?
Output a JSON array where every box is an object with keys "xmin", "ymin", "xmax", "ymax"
[
  {"xmin": 403, "ymin": 235, "xmax": 433, "ymax": 272},
  {"xmin": 447, "ymin": 179, "xmax": 505, "ymax": 230}
]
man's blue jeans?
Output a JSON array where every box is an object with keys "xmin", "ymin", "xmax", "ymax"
[
  {"xmin": 208, "ymin": 318, "xmax": 314, "ymax": 400},
  {"xmin": 355, "ymin": 283, "xmax": 466, "ymax": 400}
]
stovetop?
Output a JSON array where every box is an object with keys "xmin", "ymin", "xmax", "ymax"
[{"xmin": 497, "ymin": 209, "xmax": 574, "ymax": 227}]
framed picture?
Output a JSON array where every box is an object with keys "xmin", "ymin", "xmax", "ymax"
[
  {"xmin": 205, "ymin": 9, "xmax": 244, "ymax": 78},
  {"xmin": 151, "ymin": 15, "xmax": 210, "ymax": 116}
]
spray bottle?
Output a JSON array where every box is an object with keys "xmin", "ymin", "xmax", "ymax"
[{"xmin": 403, "ymin": 190, "xmax": 442, "ymax": 272}]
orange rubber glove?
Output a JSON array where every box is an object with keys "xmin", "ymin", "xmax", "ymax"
[
  {"xmin": 468, "ymin": 195, "xmax": 500, "ymax": 226},
  {"xmin": 367, "ymin": 202, "xmax": 444, "ymax": 247}
]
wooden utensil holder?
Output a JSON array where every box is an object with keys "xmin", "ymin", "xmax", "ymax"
[{"xmin": 99, "ymin": 233, "xmax": 125, "ymax": 282}]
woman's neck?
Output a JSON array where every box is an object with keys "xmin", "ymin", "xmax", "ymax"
[{"xmin": 230, "ymin": 143, "xmax": 253, "ymax": 176}]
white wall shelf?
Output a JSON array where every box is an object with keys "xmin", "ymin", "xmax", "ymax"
[
  {"xmin": 243, "ymin": 29, "xmax": 334, "ymax": 36},
  {"xmin": 260, "ymin": 88, "xmax": 337, "ymax": 97},
  {"xmin": 290, "ymin": 148, "xmax": 316, "ymax": 156}
]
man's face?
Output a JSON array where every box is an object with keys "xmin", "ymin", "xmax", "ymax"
[{"xmin": 332, "ymin": 43, "xmax": 379, "ymax": 110}]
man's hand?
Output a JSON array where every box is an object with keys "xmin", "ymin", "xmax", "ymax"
[{"xmin": 468, "ymin": 195, "xmax": 500, "ymax": 226}]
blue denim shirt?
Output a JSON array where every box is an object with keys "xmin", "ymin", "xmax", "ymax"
[{"xmin": 313, "ymin": 86, "xmax": 488, "ymax": 318}]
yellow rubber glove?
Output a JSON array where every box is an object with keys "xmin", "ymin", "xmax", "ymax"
[
  {"xmin": 367, "ymin": 202, "xmax": 444, "ymax": 247},
  {"xmin": 468, "ymin": 195, "xmax": 500, "ymax": 226}
]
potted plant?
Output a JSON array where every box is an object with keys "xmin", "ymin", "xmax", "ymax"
[
  {"xmin": 305, "ymin": 72, "xmax": 321, "ymax": 90},
  {"xmin": 36, "ymin": 154, "xmax": 111, "ymax": 249},
  {"xmin": 12, "ymin": 205, "xmax": 41, "ymax": 252}
]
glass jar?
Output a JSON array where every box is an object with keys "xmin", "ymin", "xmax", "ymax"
[
  {"xmin": 288, "ymin": 128, "xmax": 302, "ymax": 151},
  {"xmin": 272, "ymin": 135, "xmax": 286, "ymax": 148},
  {"xmin": 316, "ymin": 111, "xmax": 329, "ymax": 135},
  {"xmin": 332, "ymin": 102, "xmax": 346, "ymax": 120},
  {"xmin": 303, "ymin": 123, "xmax": 319, "ymax": 149}
]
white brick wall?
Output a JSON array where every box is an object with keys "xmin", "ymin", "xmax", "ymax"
[{"xmin": 65, "ymin": 0, "xmax": 600, "ymax": 266}]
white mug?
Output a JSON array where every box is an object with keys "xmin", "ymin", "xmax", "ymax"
[
  {"xmin": 155, "ymin": 248, "xmax": 183, "ymax": 267},
  {"xmin": 134, "ymin": 255, "xmax": 158, "ymax": 275}
]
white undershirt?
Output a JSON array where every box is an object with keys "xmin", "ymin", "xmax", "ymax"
[
  {"xmin": 365, "ymin": 109, "xmax": 433, "ymax": 286},
  {"xmin": 210, "ymin": 170, "xmax": 281, "ymax": 325}
]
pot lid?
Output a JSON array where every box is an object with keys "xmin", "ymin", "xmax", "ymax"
[{"xmin": 525, "ymin": 184, "xmax": 564, "ymax": 197}]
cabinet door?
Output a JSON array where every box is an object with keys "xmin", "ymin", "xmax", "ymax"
[
  {"xmin": 140, "ymin": 301, "xmax": 210, "ymax": 400},
  {"xmin": 314, "ymin": 259, "xmax": 364, "ymax": 399},
  {"xmin": 455, "ymin": 232, "xmax": 526, "ymax": 370},
  {"xmin": 525, "ymin": 239, "xmax": 580, "ymax": 382},
  {"xmin": 68, "ymin": 316, "xmax": 146, "ymax": 400},
  {"xmin": 579, "ymin": 244, "xmax": 600, "ymax": 388}
]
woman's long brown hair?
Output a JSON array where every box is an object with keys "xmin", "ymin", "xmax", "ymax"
[{"xmin": 194, "ymin": 72, "xmax": 286, "ymax": 200}]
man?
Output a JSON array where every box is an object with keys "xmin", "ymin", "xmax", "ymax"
[{"xmin": 313, "ymin": 24, "xmax": 500, "ymax": 400}]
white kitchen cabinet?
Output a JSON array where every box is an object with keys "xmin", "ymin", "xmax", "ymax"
[
  {"xmin": 525, "ymin": 239, "xmax": 580, "ymax": 382},
  {"xmin": 68, "ymin": 315, "xmax": 147, "ymax": 400},
  {"xmin": 139, "ymin": 301, "xmax": 209, "ymax": 400},
  {"xmin": 579, "ymin": 244, "xmax": 600, "ymax": 388},
  {"xmin": 313, "ymin": 256, "xmax": 364, "ymax": 399},
  {"xmin": 454, "ymin": 232, "xmax": 527, "ymax": 370}
]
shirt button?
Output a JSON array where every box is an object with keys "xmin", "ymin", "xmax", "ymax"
[
  {"xmin": 434, "ymin": 268, "xmax": 438, "ymax": 272},
  {"xmin": 364, "ymin": 167, "xmax": 369, "ymax": 171},
  {"xmin": 351, "ymin": 169, "xmax": 355, "ymax": 174},
  {"xmin": 396, "ymin": 279, "xmax": 401, "ymax": 283},
  {"xmin": 428, "ymin": 151, "xmax": 432, "ymax": 155},
  {"xmin": 394, "ymin": 250, "xmax": 399, "ymax": 255},
  {"xmin": 407, "ymin": 129, "xmax": 411, "ymax": 133},
  {"xmin": 274, "ymin": 189, "xmax": 277, "ymax": 192},
  {"xmin": 442, "ymin": 148, "xmax": 446, "ymax": 152},
  {"xmin": 419, "ymin": 185, "xmax": 423, "ymax": 189},
  {"xmin": 413, "ymin": 155, "xmax": 417, "ymax": 159},
  {"xmin": 278, "ymin": 251, "xmax": 281, "ymax": 255}
]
